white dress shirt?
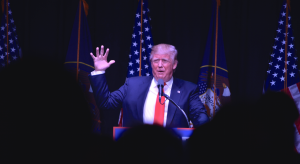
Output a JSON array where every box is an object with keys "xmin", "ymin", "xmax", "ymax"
[
  {"xmin": 91, "ymin": 70, "xmax": 173, "ymax": 127},
  {"xmin": 143, "ymin": 77, "xmax": 173, "ymax": 127}
]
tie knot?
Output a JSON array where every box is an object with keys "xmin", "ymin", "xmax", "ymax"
[{"xmin": 164, "ymin": 82, "xmax": 166, "ymax": 86}]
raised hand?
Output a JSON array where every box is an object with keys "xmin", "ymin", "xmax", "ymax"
[{"xmin": 90, "ymin": 45, "xmax": 115, "ymax": 71}]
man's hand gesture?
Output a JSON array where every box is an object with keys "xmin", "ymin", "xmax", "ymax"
[{"xmin": 90, "ymin": 45, "xmax": 115, "ymax": 71}]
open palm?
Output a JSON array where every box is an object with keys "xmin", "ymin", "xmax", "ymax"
[{"xmin": 90, "ymin": 45, "xmax": 115, "ymax": 71}]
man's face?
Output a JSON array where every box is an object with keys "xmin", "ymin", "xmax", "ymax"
[{"xmin": 151, "ymin": 53, "xmax": 178, "ymax": 82}]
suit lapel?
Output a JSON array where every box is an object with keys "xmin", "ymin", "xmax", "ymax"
[
  {"xmin": 136, "ymin": 77, "xmax": 152, "ymax": 123},
  {"xmin": 166, "ymin": 78, "xmax": 183, "ymax": 126}
]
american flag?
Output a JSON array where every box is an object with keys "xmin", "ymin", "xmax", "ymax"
[
  {"xmin": 264, "ymin": 0, "xmax": 300, "ymax": 153},
  {"xmin": 127, "ymin": 0, "xmax": 153, "ymax": 77},
  {"xmin": 119, "ymin": 0, "xmax": 154, "ymax": 126},
  {"xmin": 0, "ymin": 0, "xmax": 21, "ymax": 70}
]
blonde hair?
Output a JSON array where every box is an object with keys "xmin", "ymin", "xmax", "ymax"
[{"xmin": 150, "ymin": 44, "xmax": 178, "ymax": 63}]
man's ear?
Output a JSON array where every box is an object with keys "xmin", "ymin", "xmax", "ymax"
[{"xmin": 173, "ymin": 60, "xmax": 178, "ymax": 70}]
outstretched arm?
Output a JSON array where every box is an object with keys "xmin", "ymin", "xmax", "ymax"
[{"xmin": 90, "ymin": 45, "xmax": 115, "ymax": 71}]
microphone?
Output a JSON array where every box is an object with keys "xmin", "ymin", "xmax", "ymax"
[{"xmin": 157, "ymin": 79, "xmax": 164, "ymax": 103}]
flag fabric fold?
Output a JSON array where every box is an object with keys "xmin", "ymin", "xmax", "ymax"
[
  {"xmin": 264, "ymin": 0, "xmax": 300, "ymax": 153},
  {"xmin": 197, "ymin": 0, "xmax": 231, "ymax": 120},
  {"xmin": 0, "ymin": 0, "xmax": 21, "ymax": 70},
  {"xmin": 64, "ymin": 0, "xmax": 100, "ymax": 133}
]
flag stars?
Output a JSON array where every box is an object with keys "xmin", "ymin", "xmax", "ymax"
[
  {"xmin": 2, "ymin": 35, "xmax": 5, "ymax": 39},
  {"xmin": 143, "ymin": 19, "xmax": 148, "ymax": 23},
  {"xmin": 292, "ymin": 64, "xmax": 297, "ymax": 69},
  {"xmin": 281, "ymin": 40, "xmax": 285, "ymax": 45},
  {"xmin": 288, "ymin": 24, "xmax": 291, "ymax": 28},
  {"xmin": 9, "ymin": 39, "xmax": 13, "ymax": 44},
  {"xmin": 145, "ymin": 27, "xmax": 149, "ymax": 32},
  {"xmin": 280, "ymin": 76, "xmax": 285, "ymax": 81},
  {"xmin": 12, "ymin": 56, "xmax": 17, "ymax": 60},
  {"xmin": 269, "ymin": 62, "xmax": 273, "ymax": 65},
  {"xmin": 143, "ymin": 10, "xmax": 146, "ymax": 14},
  {"xmin": 8, "ymin": 10, "xmax": 12, "ymax": 15},
  {"xmin": 279, "ymin": 48, "xmax": 284, "ymax": 53},
  {"xmin": 0, "ymin": 54, "xmax": 4, "ymax": 59},
  {"xmin": 270, "ymin": 80, "xmax": 276, "ymax": 86},
  {"xmin": 287, "ymin": 52, "xmax": 292, "ymax": 57},
  {"xmin": 290, "ymin": 72, "xmax": 295, "ymax": 77},
  {"xmin": 275, "ymin": 37, "xmax": 279, "ymax": 41},
  {"xmin": 289, "ymin": 44, "xmax": 294, "ymax": 49},
  {"xmin": 142, "ymin": 48, "xmax": 145, "ymax": 52},
  {"xmin": 283, "ymin": 32, "xmax": 289, "ymax": 37},
  {"xmin": 272, "ymin": 72, "xmax": 278, "ymax": 77},
  {"xmin": 279, "ymin": 20, "xmax": 284, "ymax": 25},
  {"xmin": 277, "ymin": 56, "xmax": 282, "ymax": 61},
  {"xmin": 275, "ymin": 64, "xmax": 280, "ymax": 69},
  {"xmin": 145, "ymin": 64, "xmax": 149, "ymax": 69},
  {"xmin": 135, "ymin": 59, "xmax": 140, "ymax": 64},
  {"xmin": 138, "ymin": 31, "xmax": 143, "ymax": 35},
  {"xmin": 273, "ymin": 45, "xmax": 277, "ymax": 49},
  {"xmin": 288, "ymin": 16, "xmax": 291, "ymax": 20},
  {"xmin": 271, "ymin": 53, "xmax": 275, "ymax": 57},
  {"xmin": 11, "ymin": 47, "xmax": 15, "ymax": 52},
  {"xmin": 284, "ymin": 3, "xmax": 287, "ymax": 8},
  {"xmin": 137, "ymin": 67, "xmax": 141, "ymax": 72},
  {"xmin": 295, "ymin": 57, "xmax": 298, "ymax": 60},
  {"xmin": 129, "ymin": 62, "xmax": 133, "ymax": 66},
  {"xmin": 129, "ymin": 70, "xmax": 134, "ymax": 75},
  {"xmin": 134, "ymin": 50, "xmax": 139, "ymax": 55},
  {"xmin": 129, "ymin": 54, "xmax": 132, "ymax": 58},
  {"xmin": 143, "ymin": 56, "xmax": 147, "ymax": 60},
  {"xmin": 1, "ymin": 26, "xmax": 4, "ymax": 31},
  {"xmin": 4, "ymin": 44, "xmax": 7, "ymax": 48},
  {"xmin": 8, "ymin": 31, "xmax": 11, "ymax": 35},
  {"xmin": 137, "ymin": 22, "xmax": 141, "ymax": 26},
  {"xmin": 133, "ymin": 42, "xmax": 137, "ymax": 47},
  {"xmin": 285, "ymin": 61, "xmax": 290, "ymax": 65},
  {"xmin": 146, "ymin": 72, "xmax": 150, "ymax": 76},
  {"xmin": 281, "ymin": 12, "xmax": 286, "ymax": 17},
  {"xmin": 267, "ymin": 70, "xmax": 271, "ymax": 74},
  {"xmin": 141, "ymin": 39, "xmax": 144, "ymax": 43},
  {"xmin": 10, "ymin": 19, "xmax": 14, "ymax": 23},
  {"xmin": 0, "ymin": 46, "xmax": 2, "ymax": 51},
  {"xmin": 291, "ymin": 37, "xmax": 294, "ymax": 40},
  {"xmin": 132, "ymin": 34, "xmax": 136, "ymax": 38},
  {"xmin": 282, "ymin": 68, "xmax": 287, "ymax": 73},
  {"xmin": 136, "ymin": 13, "xmax": 140, "ymax": 18},
  {"xmin": 13, "ymin": 27, "xmax": 16, "ymax": 32},
  {"xmin": 148, "ymin": 44, "xmax": 152, "ymax": 49},
  {"xmin": 277, "ymin": 28, "xmax": 282, "ymax": 33}
]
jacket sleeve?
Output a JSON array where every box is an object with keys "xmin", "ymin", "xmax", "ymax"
[
  {"xmin": 89, "ymin": 74, "xmax": 127, "ymax": 110},
  {"xmin": 189, "ymin": 85, "xmax": 210, "ymax": 127}
]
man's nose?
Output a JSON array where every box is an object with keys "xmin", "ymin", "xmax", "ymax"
[{"xmin": 158, "ymin": 60, "xmax": 163, "ymax": 67}]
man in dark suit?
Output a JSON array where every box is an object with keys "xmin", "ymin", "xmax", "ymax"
[{"xmin": 89, "ymin": 44, "xmax": 209, "ymax": 128}]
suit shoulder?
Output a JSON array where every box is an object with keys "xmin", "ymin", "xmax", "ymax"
[
  {"xmin": 126, "ymin": 76, "xmax": 153, "ymax": 84},
  {"xmin": 174, "ymin": 78, "xmax": 198, "ymax": 88}
]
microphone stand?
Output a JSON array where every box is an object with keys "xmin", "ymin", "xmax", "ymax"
[{"xmin": 163, "ymin": 93, "xmax": 190, "ymax": 127}]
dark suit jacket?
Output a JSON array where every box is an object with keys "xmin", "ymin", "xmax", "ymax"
[{"xmin": 89, "ymin": 74, "xmax": 209, "ymax": 128}]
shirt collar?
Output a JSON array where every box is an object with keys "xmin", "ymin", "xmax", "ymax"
[{"xmin": 152, "ymin": 77, "xmax": 173, "ymax": 88}]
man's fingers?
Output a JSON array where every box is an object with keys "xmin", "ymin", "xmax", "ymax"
[
  {"xmin": 100, "ymin": 45, "xmax": 104, "ymax": 56},
  {"xmin": 96, "ymin": 47, "xmax": 100, "ymax": 57},
  {"xmin": 108, "ymin": 60, "xmax": 115, "ymax": 65},
  {"xmin": 90, "ymin": 52, "xmax": 95, "ymax": 60},
  {"xmin": 103, "ymin": 48, "xmax": 109, "ymax": 58}
]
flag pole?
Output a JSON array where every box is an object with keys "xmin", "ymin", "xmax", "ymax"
[
  {"xmin": 284, "ymin": 0, "xmax": 290, "ymax": 92},
  {"xmin": 213, "ymin": 0, "xmax": 220, "ymax": 117},
  {"xmin": 139, "ymin": 0, "xmax": 143, "ymax": 76},
  {"xmin": 76, "ymin": 0, "xmax": 82, "ymax": 82},
  {"xmin": 6, "ymin": 0, "xmax": 8, "ymax": 65}
]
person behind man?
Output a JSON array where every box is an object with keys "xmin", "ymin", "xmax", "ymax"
[{"xmin": 89, "ymin": 43, "xmax": 209, "ymax": 128}]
